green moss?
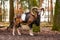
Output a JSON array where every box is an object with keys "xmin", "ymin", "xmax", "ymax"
[{"xmin": 33, "ymin": 24, "xmax": 40, "ymax": 32}]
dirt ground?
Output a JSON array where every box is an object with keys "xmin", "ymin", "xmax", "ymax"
[
  {"xmin": 0, "ymin": 22, "xmax": 59, "ymax": 40},
  {"xmin": 0, "ymin": 27, "xmax": 60, "ymax": 40}
]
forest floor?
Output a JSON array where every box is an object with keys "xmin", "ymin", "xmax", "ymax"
[
  {"xmin": 0, "ymin": 22, "xmax": 60, "ymax": 40},
  {"xmin": 0, "ymin": 26, "xmax": 60, "ymax": 40}
]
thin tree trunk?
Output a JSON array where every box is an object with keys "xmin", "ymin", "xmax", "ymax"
[
  {"xmin": 39, "ymin": 0, "xmax": 44, "ymax": 7},
  {"xmin": 48, "ymin": 0, "xmax": 50, "ymax": 23},
  {"xmin": 27, "ymin": 0, "xmax": 31, "ymax": 10},
  {"xmin": 9, "ymin": 0, "xmax": 14, "ymax": 24},
  {"xmin": 0, "ymin": 0, "xmax": 2, "ymax": 22},
  {"xmin": 50, "ymin": 0, "xmax": 53, "ymax": 24}
]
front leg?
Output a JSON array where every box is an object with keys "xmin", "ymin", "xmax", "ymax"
[
  {"xmin": 28, "ymin": 23, "xmax": 34, "ymax": 36},
  {"xmin": 17, "ymin": 27, "xmax": 21, "ymax": 35}
]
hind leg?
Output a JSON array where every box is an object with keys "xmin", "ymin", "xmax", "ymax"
[
  {"xmin": 16, "ymin": 23, "xmax": 21, "ymax": 35},
  {"xmin": 12, "ymin": 25, "xmax": 15, "ymax": 35}
]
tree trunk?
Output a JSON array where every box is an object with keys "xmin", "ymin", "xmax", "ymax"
[
  {"xmin": 52, "ymin": 0, "xmax": 60, "ymax": 31},
  {"xmin": 9, "ymin": 0, "xmax": 14, "ymax": 24},
  {"xmin": 0, "ymin": 0, "xmax": 2, "ymax": 22},
  {"xmin": 27, "ymin": 0, "xmax": 31, "ymax": 10},
  {"xmin": 50, "ymin": 0, "xmax": 53, "ymax": 24},
  {"xmin": 39, "ymin": 0, "xmax": 44, "ymax": 7}
]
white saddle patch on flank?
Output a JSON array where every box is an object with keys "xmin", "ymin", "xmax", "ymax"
[{"xmin": 21, "ymin": 13, "xmax": 26, "ymax": 21}]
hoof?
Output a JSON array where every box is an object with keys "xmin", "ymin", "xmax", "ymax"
[
  {"xmin": 13, "ymin": 34, "xmax": 15, "ymax": 36},
  {"xmin": 18, "ymin": 33, "xmax": 21, "ymax": 36},
  {"xmin": 29, "ymin": 33, "xmax": 34, "ymax": 36}
]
